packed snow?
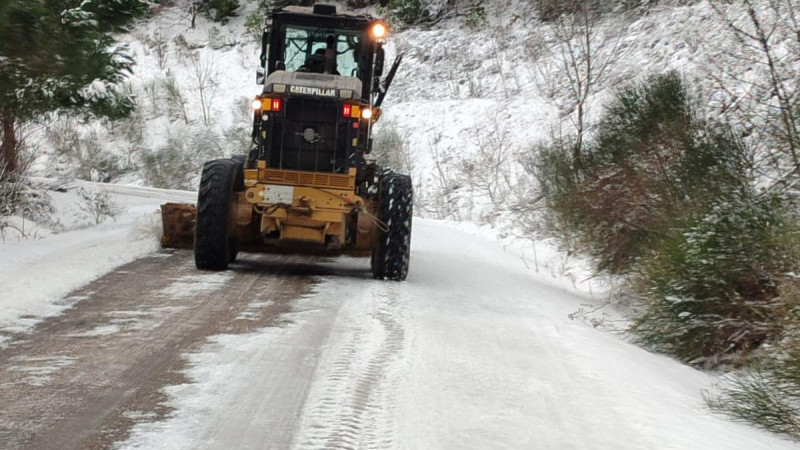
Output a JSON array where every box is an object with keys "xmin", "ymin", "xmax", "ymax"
[{"xmin": 116, "ymin": 219, "xmax": 796, "ymax": 449}]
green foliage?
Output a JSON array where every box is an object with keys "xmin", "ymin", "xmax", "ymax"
[
  {"xmin": 534, "ymin": 71, "xmax": 751, "ymax": 273},
  {"xmin": 0, "ymin": 0, "xmax": 148, "ymax": 174},
  {"xmin": 532, "ymin": 71, "xmax": 800, "ymax": 372},
  {"xmin": 386, "ymin": 0, "xmax": 430, "ymax": 26},
  {"xmin": 0, "ymin": 1, "xmax": 143, "ymax": 117},
  {"xmin": 245, "ymin": 11, "xmax": 265, "ymax": 40},
  {"xmin": 196, "ymin": 0, "xmax": 240, "ymax": 23},
  {"xmin": 465, "ymin": 5, "xmax": 486, "ymax": 29},
  {"xmin": 709, "ymin": 282, "xmax": 800, "ymax": 438},
  {"xmin": 632, "ymin": 191, "xmax": 800, "ymax": 365}
]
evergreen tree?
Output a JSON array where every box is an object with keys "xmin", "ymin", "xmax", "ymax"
[
  {"xmin": 196, "ymin": 0, "xmax": 240, "ymax": 24},
  {"xmin": 0, "ymin": 0, "xmax": 148, "ymax": 177}
]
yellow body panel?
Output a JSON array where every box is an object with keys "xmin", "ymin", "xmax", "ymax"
[{"xmin": 237, "ymin": 167, "xmax": 368, "ymax": 248}]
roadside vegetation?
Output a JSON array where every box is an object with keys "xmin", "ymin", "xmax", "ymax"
[{"xmin": 529, "ymin": 1, "xmax": 800, "ymax": 439}]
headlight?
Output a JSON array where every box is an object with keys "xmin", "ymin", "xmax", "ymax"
[
  {"xmin": 251, "ymin": 99, "xmax": 263, "ymax": 110},
  {"xmin": 361, "ymin": 108, "xmax": 373, "ymax": 120},
  {"xmin": 371, "ymin": 23, "xmax": 386, "ymax": 39}
]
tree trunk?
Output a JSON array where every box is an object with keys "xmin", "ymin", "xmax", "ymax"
[{"xmin": 0, "ymin": 114, "xmax": 18, "ymax": 177}]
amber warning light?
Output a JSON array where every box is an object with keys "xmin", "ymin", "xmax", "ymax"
[{"xmin": 252, "ymin": 98, "xmax": 283, "ymax": 112}]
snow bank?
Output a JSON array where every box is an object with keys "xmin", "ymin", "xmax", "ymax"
[{"xmin": 0, "ymin": 180, "xmax": 194, "ymax": 341}]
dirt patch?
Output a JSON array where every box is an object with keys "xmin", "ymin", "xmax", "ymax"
[{"xmin": 0, "ymin": 250, "xmax": 328, "ymax": 449}]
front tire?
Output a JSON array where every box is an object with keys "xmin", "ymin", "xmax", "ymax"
[
  {"xmin": 371, "ymin": 170, "xmax": 413, "ymax": 281},
  {"xmin": 195, "ymin": 159, "xmax": 238, "ymax": 270}
]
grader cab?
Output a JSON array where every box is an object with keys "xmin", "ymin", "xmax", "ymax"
[{"xmin": 161, "ymin": 4, "xmax": 411, "ymax": 280}]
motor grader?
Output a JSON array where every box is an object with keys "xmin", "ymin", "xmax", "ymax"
[{"xmin": 161, "ymin": 4, "xmax": 412, "ymax": 280}]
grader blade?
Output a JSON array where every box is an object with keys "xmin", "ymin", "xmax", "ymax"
[{"xmin": 160, "ymin": 203, "xmax": 197, "ymax": 249}]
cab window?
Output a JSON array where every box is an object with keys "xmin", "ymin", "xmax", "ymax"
[{"xmin": 281, "ymin": 26, "xmax": 363, "ymax": 79}]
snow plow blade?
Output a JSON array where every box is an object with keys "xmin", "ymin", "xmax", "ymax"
[{"xmin": 160, "ymin": 203, "xmax": 197, "ymax": 249}]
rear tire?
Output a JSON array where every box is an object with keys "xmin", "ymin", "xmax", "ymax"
[
  {"xmin": 371, "ymin": 170, "xmax": 413, "ymax": 281},
  {"xmin": 195, "ymin": 159, "xmax": 238, "ymax": 270}
]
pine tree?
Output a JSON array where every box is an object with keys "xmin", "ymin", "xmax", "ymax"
[
  {"xmin": 196, "ymin": 0, "xmax": 241, "ymax": 24},
  {"xmin": 0, "ymin": 0, "xmax": 149, "ymax": 177}
]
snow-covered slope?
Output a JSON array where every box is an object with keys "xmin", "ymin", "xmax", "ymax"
[{"xmin": 32, "ymin": 1, "xmax": 762, "ymax": 197}]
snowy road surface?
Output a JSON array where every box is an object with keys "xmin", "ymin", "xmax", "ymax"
[{"xmin": 1, "ymin": 215, "xmax": 796, "ymax": 448}]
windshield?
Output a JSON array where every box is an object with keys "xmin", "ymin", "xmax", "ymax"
[{"xmin": 281, "ymin": 26, "xmax": 363, "ymax": 78}]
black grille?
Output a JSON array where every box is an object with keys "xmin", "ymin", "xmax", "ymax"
[{"xmin": 269, "ymin": 97, "xmax": 347, "ymax": 173}]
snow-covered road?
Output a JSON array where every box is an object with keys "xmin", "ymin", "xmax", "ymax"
[
  {"xmin": 1, "ymin": 182, "xmax": 796, "ymax": 448},
  {"xmin": 118, "ymin": 219, "xmax": 796, "ymax": 450}
]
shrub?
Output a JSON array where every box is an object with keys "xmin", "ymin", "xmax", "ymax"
[
  {"xmin": 709, "ymin": 273, "xmax": 800, "ymax": 437},
  {"xmin": 631, "ymin": 191, "xmax": 800, "ymax": 366},
  {"xmin": 534, "ymin": 71, "xmax": 752, "ymax": 273},
  {"xmin": 140, "ymin": 127, "xmax": 223, "ymax": 189},
  {"xmin": 465, "ymin": 5, "xmax": 486, "ymax": 29},
  {"xmin": 531, "ymin": 71, "xmax": 800, "ymax": 371},
  {"xmin": 385, "ymin": 0, "xmax": 430, "ymax": 26},
  {"xmin": 197, "ymin": 0, "xmax": 240, "ymax": 23},
  {"xmin": 76, "ymin": 187, "xmax": 121, "ymax": 225},
  {"xmin": 371, "ymin": 122, "xmax": 414, "ymax": 173},
  {"xmin": 245, "ymin": 11, "xmax": 265, "ymax": 41},
  {"xmin": 0, "ymin": 172, "xmax": 56, "ymax": 239},
  {"xmin": 47, "ymin": 120, "xmax": 125, "ymax": 182}
]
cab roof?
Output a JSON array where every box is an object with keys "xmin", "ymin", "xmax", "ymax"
[{"xmin": 272, "ymin": 5, "xmax": 376, "ymax": 26}]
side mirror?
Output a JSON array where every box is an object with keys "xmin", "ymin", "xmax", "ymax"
[
  {"xmin": 256, "ymin": 67, "xmax": 265, "ymax": 85},
  {"xmin": 375, "ymin": 45, "xmax": 385, "ymax": 78},
  {"xmin": 260, "ymin": 27, "xmax": 270, "ymax": 69}
]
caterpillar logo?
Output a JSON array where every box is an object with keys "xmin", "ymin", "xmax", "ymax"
[{"xmin": 289, "ymin": 85, "xmax": 336, "ymax": 97}]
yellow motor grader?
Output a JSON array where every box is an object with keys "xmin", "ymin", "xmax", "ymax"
[{"xmin": 161, "ymin": 4, "xmax": 411, "ymax": 280}]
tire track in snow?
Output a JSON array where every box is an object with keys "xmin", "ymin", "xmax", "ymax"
[{"xmin": 295, "ymin": 283, "xmax": 406, "ymax": 450}]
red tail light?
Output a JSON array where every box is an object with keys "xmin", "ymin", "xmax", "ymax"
[
  {"xmin": 271, "ymin": 98, "xmax": 282, "ymax": 112},
  {"xmin": 342, "ymin": 104, "xmax": 352, "ymax": 117}
]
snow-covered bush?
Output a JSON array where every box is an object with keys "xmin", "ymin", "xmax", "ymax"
[
  {"xmin": 708, "ymin": 274, "xmax": 800, "ymax": 437},
  {"xmin": 371, "ymin": 122, "xmax": 415, "ymax": 174},
  {"xmin": 465, "ymin": 4, "xmax": 486, "ymax": 29},
  {"xmin": 76, "ymin": 187, "xmax": 122, "ymax": 225},
  {"xmin": 530, "ymin": 71, "xmax": 800, "ymax": 370},
  {"xmin": 223, "ymin": 96, "xmax": 256, "ymax": 157},
  {"xmin": 139, "ymin": 127, "xmax": 223, "ymax": 189},
  {"xmin": 46, "ymin": 119, "xmax": 126, "ymax": 182},
  {"xmin": 0, "ymin": 173, "xmax": 56, "ymax": 240},
  {"xmin": 532, "ymin": 72, "xmax": 751, "ymax": 273},
  {"xmin": 632, "ymin": 191, "xmax": 800, "ymax": 366},
  {"xmin": 197, "ymin": 0, "xmax": 241, "ymax": 23},
  {"xmin": 386, "ymin": 0, "xmax": 430, "ymax": 26}
]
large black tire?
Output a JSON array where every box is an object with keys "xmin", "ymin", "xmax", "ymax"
[
  {"xmin": 371, "ymin": 170, "xmax": 413, "ymax": 281},
  {"xmin": 195, "ymin": 159, "xmax": 238, "ymax": 270}
]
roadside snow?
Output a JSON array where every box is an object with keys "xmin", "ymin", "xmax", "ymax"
[
  {"xmin": 0, "ymin": 181, "xmax": 194, "ymax": 340},
  {"xmin": 118, "ymin": 219, "xmax": 796, "ymax": 449}
]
